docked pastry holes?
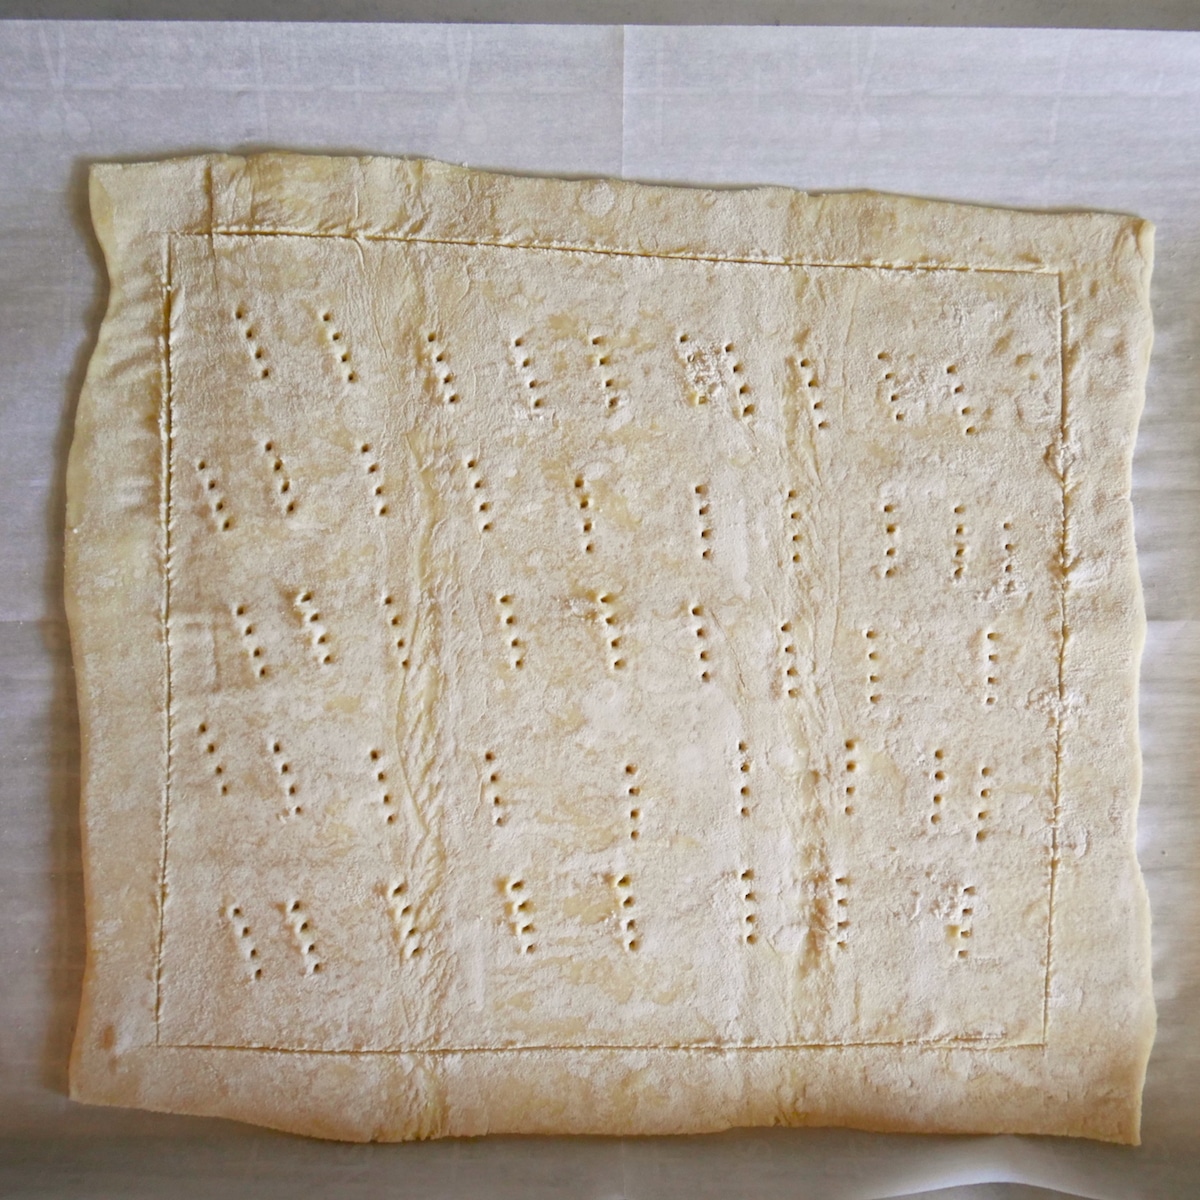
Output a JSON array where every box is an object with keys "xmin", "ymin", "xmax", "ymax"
[
  {"xmin": 423, "ymin": 330, "xmax": 458, "ymax": 404},
  {"xmin": 283, "ymin": 899, "xmax": 322, "ymax": 976},
  {"xmin": 497, "ymin": 594, "xmax": 524, "ymax": 669},
  {"xmin": 724, "ymin": 341, "xmax": 753, "ymax": 418},
  {"xmin": 197, "ymin": 720, "xmax": 229, "ymax": 796},
  {"xmin": 502, "ymin": 876, "xmax": 535, "ymax": 954},
  {"xmin": 785, "ymin": 488, "xmax": 803, "ymax": 564},
  {"xmin": 293, "ymin": 590, "xmax": 332, "ymax": 666},
  {"xmin": 464, "ymin": 455, "xmax": 493, "ymax": 534},
  {"xmin": 930, "ymin": 748, "xmax": 946, "ymax": 827},
  {"xmin": 234, "ymin": 305, "xmax": 269, "ymax": 380},
  {"xmin": 483, "ymin": 749, "xmax": 505, "ymax": 826},
  {"xmin": 270, "ymin": 737, "xmax": 302, "ymax": 819},
  {"xmin": 623, "ymin": 762, "xmax": 642, "ymax": 841},
  {"xmin": 609, "ymin": 873, "xmax": 638, "ymax": 951},
  {"xmin": 366, "ymin": 747, "xmax": 397, "ymax": 825},
  {"xmin": 322, "ymin": 310, "xmax": 356, "ymax": 384},
  {"xmin": 735, "ymin": 740, "xmax": 752, "ymax": 818},
  {"xmin": 387, "ymin": 881, "xmax": 422, "ymax": 960},
  {"xmin": 1001, "ymin": 520, "xmax": 1016, "ymax": 587},
  {"xmin": 983, "ymin": 630, "xmax": 1001, "ymax": 706},
  {"xmin": 232, "ymin": 603, "xmax": 268, "ymax": 680},
  {"xmin": 975, "ymin": 765, "xmax": 994, "ymax": 842},
  {"xmin": 225, "ymin": 903, "xmax": 261, "ymax": 979},
  {"xmin": 880, "ymin": 501, "xmax": 899, "ymax": 577},
  {"xmin": 688, "ymin": 603, "xmax": 711, "ymax": 682},
  {"xmin": 261, "ymin": 441, "xmax": 295, "ymax": 515},
  {"xmin": 195, "ymin": 459, "xmax": 232, "ymax": 532},
  {"xmin": 740, "ymin": 868, "xmax": 758, "ymax": 944},
  {"xmin": 863, "ymin": 629, "xmax": 881, "ymax": 706},
  {"xmin": 158, "ymin": 230, "xmax": 1065, "ymax": 1054},
  {"xmin": 945, "ymin": 362, "xmax": 973, "ymax": 434},
  {"xmin": 876, "ymin": 349, "xmax": 904, "ymax": 422},
  {"xmin": 381, "ymin": 592, "xmax": 410, "ymax": 667},
  {"xmin": 779, "ymin": 621, "xmax": 799, "ymax": 698},
  {"xmin": 950, "ymin": 885, "xmax": 977, "ymax": 959},
  {"xmin": 694, "ymin": 483, "xmax": 713, "ymax": 560},
  {"xmin": 832, "ymin": 874, "xmax": 850, "ymax": 949},
  {"xmin": 359, "ymin": 441, "xmax": 388, "ymax": 516},
  {"xmin": 589, "ymin": 334, "xmax": 622, "ymax": 411},
  {"xmin": 511, "ymin": 334, "xmax": 545, "ymax": 411},
  {"xmin": 596, "ymin": 592, "xmax": 623, "ymax": 670},
  {"xmin": 952, "ymin": 503, "xmax": 968, "ymax": 579},
  {"xmin": 792, "ymin": 353, "xmax": 824, "ymax": 427},
  {"xmin": 842, "ymin": 740, "xmax": 859, "ymax": 816},
  {"xmin": 573, "ymin": 474, "xmax": 595, "ymax": 553}
]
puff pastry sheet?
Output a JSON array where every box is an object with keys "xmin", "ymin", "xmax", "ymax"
[{"xmin": 67, "ymin": 154, "xmax": 1154, "ymax": 1142}]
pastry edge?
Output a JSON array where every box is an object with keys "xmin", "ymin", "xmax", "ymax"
[{"xmin": 66, "ymin": 154, "xmax": 1155, "ymax": 1143}]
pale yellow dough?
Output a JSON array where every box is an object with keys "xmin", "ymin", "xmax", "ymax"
[{"xmin": 67, "ymin": 154, "xmax": 1155, "ymax": 1142}]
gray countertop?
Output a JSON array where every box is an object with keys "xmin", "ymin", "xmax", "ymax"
[{"xmin": 0, "ymin": 1, "xmax": 1198, "ymax": 29}]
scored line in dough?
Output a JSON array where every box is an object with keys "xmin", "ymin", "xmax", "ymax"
[{"xmin": 152, "ymin": 230, "xmax": 1067, "ymax": 1055}]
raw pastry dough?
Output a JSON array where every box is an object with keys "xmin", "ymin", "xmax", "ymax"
[{"xmin": 66, "ymin": 154, "xmax": 1155, "ymax": 1142}]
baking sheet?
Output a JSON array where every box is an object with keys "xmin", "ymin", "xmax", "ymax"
[{"xmin": 0, "ymin": 20, "xmax": 1197, "ymax": 1198}]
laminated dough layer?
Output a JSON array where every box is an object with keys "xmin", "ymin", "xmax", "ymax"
[{"xmin": 66, "ymin": 153, "xmax": 1155, "ymax": 1142}]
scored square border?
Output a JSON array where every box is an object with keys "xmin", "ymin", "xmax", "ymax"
[{"xmin": 153, "ymin": 228, "xmax": 1068, "ymax": 1054}]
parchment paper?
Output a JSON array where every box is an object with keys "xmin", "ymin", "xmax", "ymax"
[{"xmin": 1, "ymin": 20, "xmax": 1197, "ymax": 1199}]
